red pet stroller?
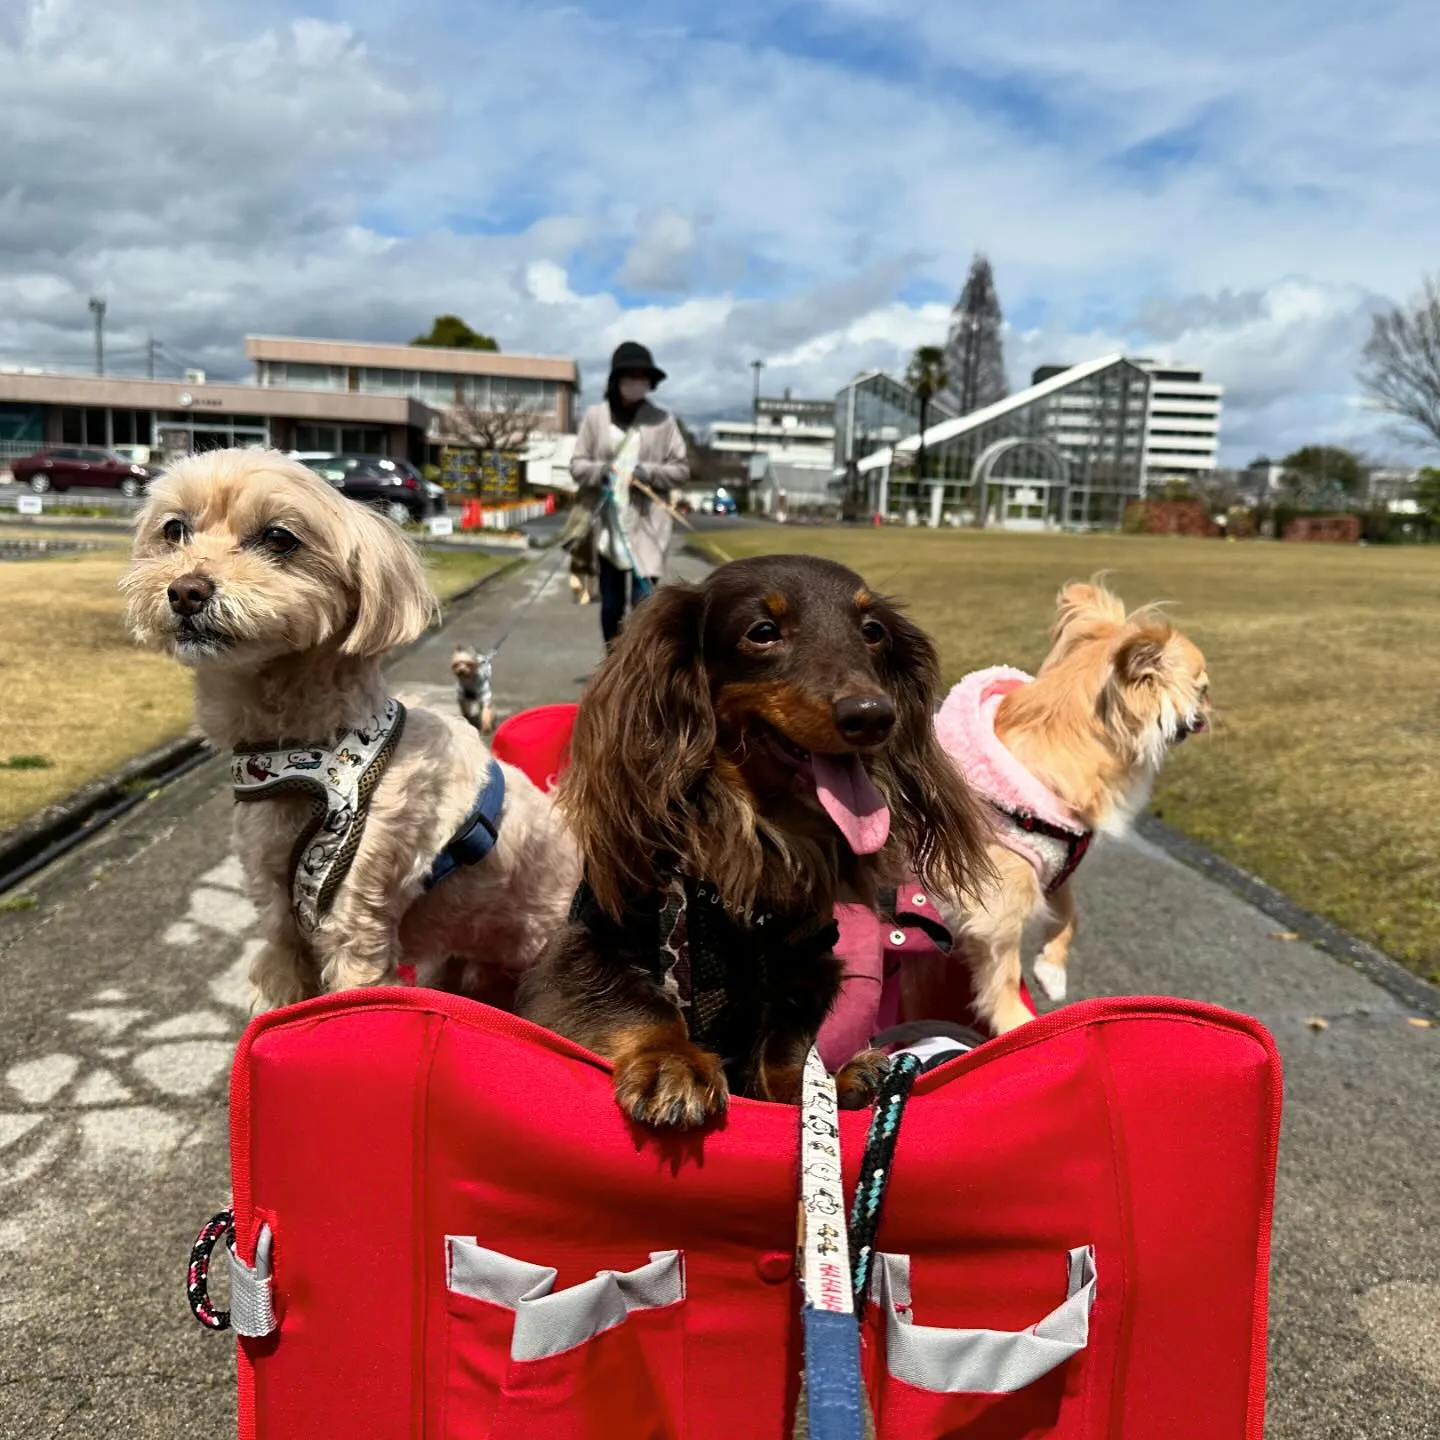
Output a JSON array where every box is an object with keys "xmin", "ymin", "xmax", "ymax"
[{"xmin": 189, "ymin": 706, "xmax": 1282, "ymax": 1439}]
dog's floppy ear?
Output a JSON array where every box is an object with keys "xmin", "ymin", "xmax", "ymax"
[
  {"xmin": 341, "ymin": 507, "xmax": 437, "ymax": 656},
  {"xmin": 561, "ymin": 581, "xmax": 712, "ymax": 917},
  {"xmin": 871, "ymin": 597, "xmax": 994, "ymax": 903},
  {"xmin": 1114, "ymin": 622, "xmax": 1179, "ymax": 685}
]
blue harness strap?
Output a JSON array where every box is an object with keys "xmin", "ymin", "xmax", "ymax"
[{"xmin": 424, "ymin": 762, "xmax": 506, "ymax": 891}]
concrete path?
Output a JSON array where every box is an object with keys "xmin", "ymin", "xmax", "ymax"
[{"xmin": 0, "ymin": 547, "xmax": 1435, "ymax": 1438}]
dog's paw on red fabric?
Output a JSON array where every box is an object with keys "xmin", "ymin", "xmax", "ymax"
[
  {"xmin": 834, "ymin": 1048, "xmax": 891, "ymax": 1109},
  {"xmin": 613, "ymin": 1030, "xmax": 730, "ymax": 1129}
]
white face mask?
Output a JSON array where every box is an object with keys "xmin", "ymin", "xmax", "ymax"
[{"xmin": 618, "ymin": 376, "xmax": 651, "ymax": 405}]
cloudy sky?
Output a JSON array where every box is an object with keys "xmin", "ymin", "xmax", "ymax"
[{"xmin": 2, "ymin": 0, "xmax": 1438, "ymax": 461}]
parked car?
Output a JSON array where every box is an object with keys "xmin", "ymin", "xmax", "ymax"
[
  {"xmin": 11, "ymin": 446, "xmax": 160, "ymax": 497},
  {"xmin": 294, "ymin": 454, "xmax": 445, "ymax": 525}
]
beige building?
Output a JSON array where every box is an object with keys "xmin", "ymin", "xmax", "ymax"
[
  {"xmin": 0, "ymin": 334, "xmax": 580, "ymax": 467},
  {"xmin": 245, "ymin": 335, "xmax": 579, "ymax": 438}
]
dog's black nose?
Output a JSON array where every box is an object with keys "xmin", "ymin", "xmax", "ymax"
[
  {"xmin": 167, "ymin": 573, "xmax": 215, "ymax": 617},
  {"xmin": 834, "ymin": 694, "xmax": 895, "ymax": 746}
]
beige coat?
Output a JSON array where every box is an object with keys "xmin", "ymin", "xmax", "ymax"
[{"xmin": 570, "ymin": 399, "xmax": 689, "ymax": 578}]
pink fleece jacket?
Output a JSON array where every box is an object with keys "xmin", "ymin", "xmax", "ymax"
[{"xmin": 933, "ymin": 666, "xmax": 1090, "ymax": 893}]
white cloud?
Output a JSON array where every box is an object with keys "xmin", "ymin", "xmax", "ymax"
[
  {"xmin": 0, "ymin": 0, "xmax": 1436, "ymax": 460},
  {"xmin": 523, "ymin": 261, "xmax": 578, "ymax": 306},
  {"xmin": 619, "ymin": 210, "xmax": 702, "ymax": 294}
]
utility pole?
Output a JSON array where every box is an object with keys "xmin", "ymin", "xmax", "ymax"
[
  {"xmin": 88, "ymin": 296, "xmax": 106, "ymax": 376},
  {"xmin": 146, "ymin": 333, "xmax": 158, "ymax": 380},
  {"xmin": 750, "ymin": 359, "xmax": 764, "ymax": 466}
]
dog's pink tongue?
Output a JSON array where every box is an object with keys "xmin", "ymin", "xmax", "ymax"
[{"xmin": 812, "ymin": 753, "xmax": 891, "ymax": 854}]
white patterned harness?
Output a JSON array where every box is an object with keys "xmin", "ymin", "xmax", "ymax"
[{"xmin": 230, "ymin": 699, "xmax": 406, "ymax": 934}]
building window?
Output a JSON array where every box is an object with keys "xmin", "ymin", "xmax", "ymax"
[
  {"xmin": 341, "ymin": 427, "xmax": 387, "ymax": 454},
  {"xmin": 292, "ymin": 424, "xmax": 388, "ymax": 455},
  {"xmin": 264, "ymin": 362, "xmax": 346, "ymax": 390},
  {"xmin": 357, "ymin": 368, "xmax": 410, "ymax": 395},
  {"xmin": 110, "ymin": 408, "xmax": 154, "ymax": 446},
  {"xmin": 294, "ymin": 424, "xmax": 340, "ymax": 452}
]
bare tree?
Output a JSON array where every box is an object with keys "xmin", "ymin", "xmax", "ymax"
[
  {"xmin": 437, "ymin": 391, "xmax": 542, "ymax": 498},
  {"xmin": 445, "ymin": 389, "xmax": 541, "ymax": 456},
  {"xmin": 1185, "ymin": 468, "xmax": 1243, "ymax": 513},
  {"xmin": 1359, "ymin": 276, "xmax": 1440, "ymax": 452}
]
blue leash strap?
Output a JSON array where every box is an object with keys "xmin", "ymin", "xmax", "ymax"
[
  {"xmin": 798, "ymin": 1048, "xmax": 865, "ymax": 1440},
  {"xmin": 423, "ymin": 762, "xmax": 506, "ymax": 891}
]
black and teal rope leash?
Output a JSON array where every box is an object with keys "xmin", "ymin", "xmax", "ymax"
[{"xmin": 848, "ymin": 1050, "xmax": 923, "ymax": 1318}]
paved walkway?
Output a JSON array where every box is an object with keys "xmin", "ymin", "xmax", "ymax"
[{"xmin": 0, "ymin": 548, "xmax": 1435, "ymax": 1437}]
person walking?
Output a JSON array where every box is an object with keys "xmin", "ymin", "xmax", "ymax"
[{"xmin": 568, "ymin": 341, "xmax": 689, "ymax": 648}]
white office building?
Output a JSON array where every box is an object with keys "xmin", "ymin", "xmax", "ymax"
[
  {"xmin": 1132, "ymin": 359, "xmax": 1223, "ymax": 486},
  {"xmin": 1031, "ymin": 358, "xmax": 1222, "ymax": 490},
  {"xmin": 707, "ymin": 393, "xmax": 835, "ymax": 471}
]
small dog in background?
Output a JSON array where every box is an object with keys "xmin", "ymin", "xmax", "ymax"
[
  {"xmin": 929, "ymin": 579, "xmax": 1211, "ymax": 1033},
  {"xmin": 567, "ymin": 525, "xmax": 598, "ymax": 605},
  {"xmin": 450, "ymin": 644, "xmax": 494, "ymax": 734},
  {"xmin": 122, "ymin": 449, "xmax": 578, "ymax": 1012},
  {"xmin": 518, "ymin": 555, "xmax": 990, "ymax": 1129}
]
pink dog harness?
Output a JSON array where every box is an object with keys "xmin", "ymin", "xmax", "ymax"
[{"xmin": 935, "ymin": 667, "xmax": 1093, "ymax": 897}]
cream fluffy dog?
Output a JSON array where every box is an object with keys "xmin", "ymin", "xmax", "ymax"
[
  {"xmin": 122, "ymin": 449, "xmax": 578, "ymax": 1010},
  {"xmin": 926, "ymin": 581, "xmax": 1212, "ymax": 1034}
]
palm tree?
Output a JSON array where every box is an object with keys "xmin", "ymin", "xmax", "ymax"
[{"xmin": 906, "ymin": 346, "xmax": 948, "ymax": 487}]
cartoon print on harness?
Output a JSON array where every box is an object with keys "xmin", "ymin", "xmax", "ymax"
[
  {"xmin": 121, "ymin": 449, "xmax": 579, "ymax": 1010},
  {"xmin": 927, "ymin": 578, "xmax": 1211, "ymax": 1035},
  {"xmin": 517, "ymin": 553, "xmax": 992, "ymax": 1130},
  {"xmin": 243, "ymin": 755, "xmax": 278, "ymax": 783}
]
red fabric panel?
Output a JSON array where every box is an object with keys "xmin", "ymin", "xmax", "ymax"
[
  {"xmin": 235, "ymin": 1007, "xmax": 444, "ymax": 1438},
  {"xmin": 229, "ymin": 991, "xmax": 1280, "ymax": 1439},
  {"xmin": 1095, "ymin": 1014, "xmax": 1281, "ymax": 1438},
  {"xmin": 488, "ymin": 1306, "xmax": 684, "ymax": 1440},
  {"xmin": 442, "ymin": 1290, "xmax": 521, "ymax": 1438},
  {"xmin": 491, "ymin": 703, "xmax": 578, "ymax": 793}
]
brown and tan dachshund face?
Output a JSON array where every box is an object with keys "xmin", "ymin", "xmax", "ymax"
[
  {"xmin": 560, "ymin": 553, "xmax": 992, "ymax": 922},
  {"xmin": 703, "ymin": 555, "xmax": 911, "ymax": 853}
]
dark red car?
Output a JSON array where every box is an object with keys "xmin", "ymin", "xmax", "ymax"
[{"xmin": 11, "ymin": 446, "xmax": 159, "ymax": 497}]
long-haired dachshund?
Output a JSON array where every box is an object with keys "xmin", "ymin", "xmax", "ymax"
[{"xmin": 517, "ymin": 554, "xmax": 990, "ymax": 1129}]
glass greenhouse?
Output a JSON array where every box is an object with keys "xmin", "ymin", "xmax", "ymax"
[{"xmin": 834, "ymin": 356, "xmax": 1150, "ymax": 529}]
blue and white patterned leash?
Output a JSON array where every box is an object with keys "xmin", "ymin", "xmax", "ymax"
[
  {"xmin": 797, "ymin": 1045, "xmax": 924, "ymax": 1437},
  {"xmin": 797, "ymin": 1047, "xmax": 865, "ymax": 1440}
]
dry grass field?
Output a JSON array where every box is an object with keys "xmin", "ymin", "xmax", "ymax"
[
  {"xmin": 704, "ymin": 527, "xmax": 1440, "ymax": 982},
  {"xmin": 0, "ymin": 540, "xmax": 504, "ymax": 830}
]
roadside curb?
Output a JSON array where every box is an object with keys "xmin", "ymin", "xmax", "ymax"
[
  {"xmin": 0, "ymin": 551, "xmax": 535, "ymax": 896},
  {"xmin": 1136, "ymin": 814, "xmax": 1440, "ymax": 1018},
  {"xmin": 0, "ymin": 733, "xmax": 213, "ymax": 895}
]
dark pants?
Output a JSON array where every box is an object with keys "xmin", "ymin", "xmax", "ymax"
[{"xmin": 598, "ymin": 556, "xmax": 657, "ymax": 647}]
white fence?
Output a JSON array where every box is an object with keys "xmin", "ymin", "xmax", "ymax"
[{"xmin": 461, "ymin": 500, "xmax": 550, "ymax": 531}]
